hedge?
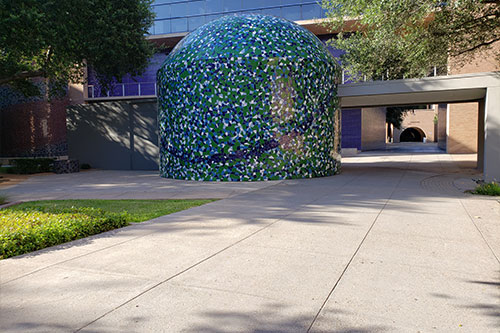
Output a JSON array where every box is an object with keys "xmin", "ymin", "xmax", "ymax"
[{"xmin": 0, "ymin": 207, "xmax": 129, "ymax": 259}]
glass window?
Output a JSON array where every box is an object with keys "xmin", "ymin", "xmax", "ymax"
[
  {"xmin": 153, "ymin": 21, "xmax": 162, "ymax": 34},
  {"xmin": 261, "ymin": 7, "xmax": 282, "ymax": 17},
  {"xmin": 154, "ymin": 0, "xmax": 177, "ymax": 4},
  {"xmin": 171, "ymin": 3, "xmax": 188, "ymax": 18},
  {"xmin": 111, "ymin": 85, "xmax": 123, "ymax": 97},
  {"xmin": 206, "ymin": 13, "xmax": 222, "ymax": 23},
  {"xmin": 148, "ymin": 24, "xmax": 155, "ymax": 35},
  {"xmin": 125, "ymin": 84, "xmax": 139, "ymax": 97},
  {"xmin": 223, "ymin": 0, "xmax": 241, "ymax": 12},
  {"xmin": 266, "ymin": 0, "xmax": 283, "ymax": 6},
  {"xmin": 189, "ymin": 0, "xmax": 206, "ymax": 15},
  {"xmin": 162, "ymin": 20, "xmax": 171, "ymax": 34},
  {"xmin": 140, "ymin": 83, "xmax": 156, "ymax": 96},
  {"xmin": 282, "ymin": 5, "xmax": 301, "ymax": 21},
  {"xmin": 205, "ymin": 0, "xmax": 223, "ymax": 14},
  {"xmin": 154, "ymin": 4, "xmax": 171, "ymax": 20},
  {"xmin": 242, "ymin": 0, "xmax": 276, "ymax": 10},
  {"xmin": 282, "ymin": 0, "xmax": 304, "ymax": 4},
  {"xmin": 188, "ymin": 16, "xmax": 206, "ymax": 30},
  {"xmin": 301, "ymin": 4, "xmax": 321, "ymax": 20},
  {"xmin": 171, "ymin": 18, "xmax": 188, "ymax": 32}
]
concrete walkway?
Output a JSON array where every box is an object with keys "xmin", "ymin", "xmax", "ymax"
[
  {"xmin": 0, "ymin": 169, "xmax": 281, "ymax": 202},
  {"xmin": 0, "ymin": 153, "xmax": 499, "ymax": 332}
]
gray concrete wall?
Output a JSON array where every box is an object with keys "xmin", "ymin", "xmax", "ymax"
[
  {"xmin": 483, "ymin": 86, "xmax": 500, "ymax": 182},
  {"xmin": 361, "ymin": 107, "xmax": 386, "ymax": 150},
  {"xmin": 67, "ymin": 99, "xmax": 158, "ymax": 170}
]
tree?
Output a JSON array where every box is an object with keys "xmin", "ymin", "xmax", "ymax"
[
  {"xmin": 321, "ymin": 0, "xmax": 500, "ymax": 81},
  {"xmin": 0, "ymin": 0, "xmax": 155, "ymax": 97}
]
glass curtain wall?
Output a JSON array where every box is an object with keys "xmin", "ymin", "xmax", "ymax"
[
  {"xmin": 88, "ymin": 1, "xmax": 326, "ymax": 98},
  {"xmin": 151, "ymin": 0, "xmax": 325, "ymax": 34}
]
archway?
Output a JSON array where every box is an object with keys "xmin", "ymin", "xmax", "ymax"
[{"xmin": 400, "ymin": 127, "xmax": 426, "ymax": 142}]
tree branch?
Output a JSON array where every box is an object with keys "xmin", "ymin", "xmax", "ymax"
[
  {"xmin": 0, "ymin": 70, "xmax": 46, "ymax": 85},
  {"xmin": 452, "ymin": 37, "xmax": 500, "ymax": 56}
]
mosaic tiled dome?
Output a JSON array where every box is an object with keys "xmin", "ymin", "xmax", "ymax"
[{"xmin": 157, "ymin": 14, "xmax": 341, "ymax": 181}]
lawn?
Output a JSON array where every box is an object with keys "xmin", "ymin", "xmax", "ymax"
[{"xmin": 0, "ymin": 199, "xmax": 215, "ymax": 259}]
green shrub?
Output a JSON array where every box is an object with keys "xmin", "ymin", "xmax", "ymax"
[
  {"xmin": 0, "ymin": 207, "xmax": 129, "ymax": 259},
  {"xmin": 11, "ymin": 158, "xmax": 55, "ymax": 174},
  {"xmin": 0, "ymin": 166, "xmax": 15, "ymax": 174},
  {"xmin": 80, "ymin": 163, "xmax": 91, "ymax": 170},
  {"xmin": 472, "ymin": 182, "xmax": 500, "ymax": 196}
]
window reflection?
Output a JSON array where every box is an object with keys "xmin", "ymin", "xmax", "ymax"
[
  {"xmin": 162, "ymin": 20, "xmax": 171, "ymax": 34},
  {"xmin": 171, "ymin": 3, "xmax": 188, "ymax": 17},
  {"xmin": 188, "ymin": 16, "xmax": 206, "ymax": 30},
  {"xmin": 189, "ymin": 0, "xmax": 205, "ymax": 15},
  {"xmin": 151, "ymin": 0, "xmax": 325, "ymax": 33},
  {"xmin": 282, "ymin": 5, "xmax": 301, "ymax": 21},
  {"xmin": 154, "ymin": 5, "xmax": 170, "ymax": 19},
  {"xmin": 171, "ymin": 18, "xmax": 188, "ymax": 32},
  {"xmin": 302, "ymin": 4, "xmax": 320, "ymax": 19},
  {"xmin": 223, "ymin": 0, "xmax": 241, "ymax": 12},
  {"xmin": 205, "ymin": 0, "xmax": 223, "ymax": 14}
]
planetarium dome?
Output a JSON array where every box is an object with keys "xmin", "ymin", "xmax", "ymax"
[{"xmin": 157, "ymin": 14, "xmax": 341, "ymax": 181}]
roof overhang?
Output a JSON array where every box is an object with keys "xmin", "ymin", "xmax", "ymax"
[{"xmin": 339, "ymin": 72, "xmax": 500, "ymax": 108}]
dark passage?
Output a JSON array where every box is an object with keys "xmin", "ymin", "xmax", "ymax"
[{"xmin": 400, "ymin": 127, "xmax": 425, "ymax": 142}]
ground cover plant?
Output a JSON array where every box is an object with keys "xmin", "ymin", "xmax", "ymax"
[
  {"xmin": 471, "ymin": 182, "xmax": 500, "ymax": 196},
  {"xmin": 0, "ymin": 199, "xmax": 214, "ymax": 259},
  {"xmin": 0, "ymin": 158, "xmax": 55, "ymax": 174}
]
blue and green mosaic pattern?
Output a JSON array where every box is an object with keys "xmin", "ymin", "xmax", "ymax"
[{"xmin": 157, "ymin": 14, "xmax": 341, "ymax": 181}]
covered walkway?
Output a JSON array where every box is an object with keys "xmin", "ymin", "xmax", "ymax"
[{"xmin": 339, "ymin": 71, "xmax": 500, "ymax": 182}]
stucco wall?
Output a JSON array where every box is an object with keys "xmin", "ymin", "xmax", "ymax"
[
  {"xmin": 361, "ymin": 107, "xmax": 386, "ymax": 150},
  {"xmin": 67, "ymin": 99, "xmax": 158, "ymax": 170}
]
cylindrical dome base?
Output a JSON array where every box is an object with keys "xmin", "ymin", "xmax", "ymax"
[{"xmin": 157, "ymin": 14, "xmax": 341, "ymax": 181}]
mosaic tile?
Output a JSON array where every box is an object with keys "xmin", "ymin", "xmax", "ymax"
[{"xmin": 157, "ymin": 14, "xmax": 341, "ymax": 181}]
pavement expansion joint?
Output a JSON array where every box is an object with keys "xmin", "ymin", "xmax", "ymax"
[
  {"xmin": 459, "ymin": 199, "xmax": 500, "ymax": 264},
  {"xmin": 306, "ymin": 154, "xmax": 411, "ymax": 332},
  {"xmin": 75, "ymin": 172, "xmax": 365, "ymax": 332}
]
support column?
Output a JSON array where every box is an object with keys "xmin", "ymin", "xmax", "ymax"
[
  {"xmin": 477, "ymin": 99, "xmax": 485, "ymax": 171},
  {"xmin": 483, "ymin": 86, "xmax": 500, "ymax": 182}
]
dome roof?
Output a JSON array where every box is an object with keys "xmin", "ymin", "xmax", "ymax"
[
  {"xmin": 157, "ymin": 13, "xmax": 341, "ymax": 181},
  {"xmin": 165, "ymin": 14, "xmax": 332, "ymax": 63}
]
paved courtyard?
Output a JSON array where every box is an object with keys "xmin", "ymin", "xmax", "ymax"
[{"xmin": 0, "ymin": 152, "xmax": 499, "ymax": 332}]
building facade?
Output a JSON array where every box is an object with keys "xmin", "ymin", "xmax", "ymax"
[
  {"xmin": 76, "ymin": 0, "xmax": 374, "ymax": 170},
  {"xmin": 3, "ymin": 1, "xmax": 497, "ymax": 170},
  {"xmin": 86, "ymin": 0, "xmax": 329, "ymax": 100}
]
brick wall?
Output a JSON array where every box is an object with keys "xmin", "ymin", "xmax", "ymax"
[
  {"xmin": 446, "ymin": 41, "xmax": 500, "ymax": 154},
  {"xmin": 447, "ymin": 102, "xmax": 479, "ymax": 154},
  {"xmin": 1, "ymin": 94, "xmax": 70, "ymax": 157}
]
